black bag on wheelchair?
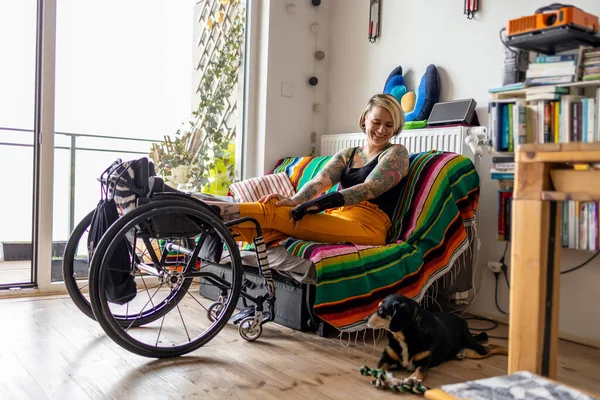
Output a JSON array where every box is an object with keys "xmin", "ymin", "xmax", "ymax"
[
  {"xmin": 138, "ymin": 194, "xmax": 224, "ymax": 263},
  {"xmin": 88, "ymin": 198, "xmax": 137, "ymax": 305}
]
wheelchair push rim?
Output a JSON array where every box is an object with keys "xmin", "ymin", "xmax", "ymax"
[
  {"xmin": 62, "ymin": 210, "xmax": 194, "ymax": 327},
  {"xmin": 88, "ymin": 200, "xmax": 243, "ymax": 358}
]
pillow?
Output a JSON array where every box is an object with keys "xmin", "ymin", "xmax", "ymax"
[{"xmin": 229, "ymin": 172, "xmax": 296, "ymax": 202}]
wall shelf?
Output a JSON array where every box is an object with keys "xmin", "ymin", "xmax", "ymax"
[
  {"xmin": 541, "ymin": 191, "xmax": 600, "ymax": 202},
  {"xmin": 505, "ymin": 26, "xmax": 600, "ymax": 55}
]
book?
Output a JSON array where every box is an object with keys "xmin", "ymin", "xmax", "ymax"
[
  {"xmin": 488, "ymin": 83, "xmax": 525, "ymax": 93},
  {"xmin": 525, "ymin": 75, "xmax": 576, "ymax": 86},
  {"xmin": 534, "ymin": 54, "xmax": 577, "ymax": 63}
]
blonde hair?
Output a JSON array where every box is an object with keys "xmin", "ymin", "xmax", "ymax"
[{"xmin": 358, "ymin": 93, "xmax": 405, "ymax": 137}]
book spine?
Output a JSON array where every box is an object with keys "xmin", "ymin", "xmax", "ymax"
[
  {"xmin": 562, "ymin": 201, "xmax": 569, "ymax": 247},
  {"xmin": 582, "ymin": 98, "xmax": 588, "ymax": 143},
  {"xmin": 580, "ymin": 202, "xmax": 588, "ymax": 250},
  {"xmin": 535, "ymin": 54, "xmax": 577, "ymax": 63},
  {"xmin": 569, "ymin": 201, "xmax": 575, "ymax": 249},
  {"xmin": 508, "ymin": 104, "xmax": 514, "ymax": 152}
]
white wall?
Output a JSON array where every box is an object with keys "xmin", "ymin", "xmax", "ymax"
[
  {"xmin": 245, "ymin": 0, "xmax": 331, "ymax": 177},
  {"xmin": 324, "ymin": 0, "xmax": 600, "ymax": 344},
  {"xmin": 253, "ymin": 0, "xmax": 600, "ymax": 343}
]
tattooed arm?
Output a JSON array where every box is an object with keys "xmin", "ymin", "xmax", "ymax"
[
  {"xmin": 339, "ymin": 145, "xmax": 409, "ymax": 206},
  {"xmin": 289, "ymin": 147, "xmax": 351, "ymax": 203}
]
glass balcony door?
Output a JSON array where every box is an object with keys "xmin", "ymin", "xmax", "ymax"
[{"xmin": 0, "ymin": 0, "xmax": 41, "ymax": 288}]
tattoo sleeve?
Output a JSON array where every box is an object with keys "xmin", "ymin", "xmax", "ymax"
[
  {"xmin": 291, "ymin": 148, "xmax": 350, "ymax": 203},
  {"xmin": 339, "ymin": 145, "xmax": 409, "ymax": 206},
  {"xmin": 220, "ymin": 203, "xmax": 240, "ymax": 222}
]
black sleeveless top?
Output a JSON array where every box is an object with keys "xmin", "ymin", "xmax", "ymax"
[{"xmin": 340, "ymin": 147, "xmax": 404, "ymax": 222}]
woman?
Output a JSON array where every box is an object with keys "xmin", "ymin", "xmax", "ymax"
[{"xmin": 205, "ymin": 93, "xmax": 410, "ymax": 246}]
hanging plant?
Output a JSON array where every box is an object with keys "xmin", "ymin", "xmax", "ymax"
[{"xmin": 150, "ymin": 2, "xmax": 245, "ymax": 192}]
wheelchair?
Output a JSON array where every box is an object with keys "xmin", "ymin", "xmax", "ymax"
[{"xmin": 62, "ymin": 158, "xmax": 277, "ymax": 358}]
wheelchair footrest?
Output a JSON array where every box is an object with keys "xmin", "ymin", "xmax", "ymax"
[{"xmin": 231, "ymin": 306, "xmax": 256, "ymax": 325}]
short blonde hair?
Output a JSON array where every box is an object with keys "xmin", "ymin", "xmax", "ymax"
[{"xmin": 358, "ymin": 93, "xmax": 405, "ymax": 137}]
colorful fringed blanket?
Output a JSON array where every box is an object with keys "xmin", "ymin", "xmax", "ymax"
[{"xmin": 274, "ymin": 151, "xmax": 480, "ymax": 332}]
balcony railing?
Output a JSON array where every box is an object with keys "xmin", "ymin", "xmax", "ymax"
[{"xmin": 0, "ymin": 127, "xmax": 159, "ymax": 235}]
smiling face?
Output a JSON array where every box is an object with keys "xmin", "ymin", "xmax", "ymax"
[{"xmin": 363, "ymin": 106, "xmax": 395, "ymax": 148}]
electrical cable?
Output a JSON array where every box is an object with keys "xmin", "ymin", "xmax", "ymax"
[
  {"xmin": 561, "ymin": 250, "xmax": 600, "ymax": 274},
  {"xmin": 498, "ymin": 27, "xmax": 519, "ymax": 55},
  {"xmin": 494, "ymin": 273, "xmax": 508, "ymax": 316},
  {"xmin": 464, "ymin": 316, "xmax": 508, "ymax": 340},
  {"xmin": 500, "ymin": 241, "xmax": 509, "ymax": 261},
  {"xmin": 503, "ymin": 269, "xmax": 510, "ymax": 289}
]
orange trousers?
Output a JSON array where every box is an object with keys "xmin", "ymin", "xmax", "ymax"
[{"xmin": 232, "ymin": 199, "xmax": 391, "ymax": 246}]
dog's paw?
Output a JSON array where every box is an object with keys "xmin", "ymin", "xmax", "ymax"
[
  {"xmin": 401, "ymin": 376, "xmax": 422, "ymax": 387},
  {"xmin": 455, "ymin": 349, "xmax": 466, "ymax": 360}
]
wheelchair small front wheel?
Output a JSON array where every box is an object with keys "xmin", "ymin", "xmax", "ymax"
[
  {"xmin": 207, "ymin": 301, "xmax": 225, "ymax": 322},
  {"xmin": 238, "ymin": 316, "xmax": 262, "ymax": 341}
]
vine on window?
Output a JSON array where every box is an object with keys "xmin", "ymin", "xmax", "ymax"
[{"xmin": 150, "ymin": 0, "xmax": 244, "ymax": 192}]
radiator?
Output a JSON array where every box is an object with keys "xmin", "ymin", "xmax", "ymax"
[{"xmin": 320, "ymin": 126, "xmax": 484, "ymax": 157}]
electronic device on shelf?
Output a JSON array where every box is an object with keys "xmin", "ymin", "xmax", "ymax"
[
  {"xmin": 507, "ymin": 4, "xmax": 598, "ymax": 38},
  {"xmin": 427, "ymin": 99, "xmax": 478, "ymax": 127}
]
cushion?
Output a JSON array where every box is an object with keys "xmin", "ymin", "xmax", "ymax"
[
  {"xmin": 383, "ymin": 63, "xmax": 441, "ymax": 122},
  {"xmin": 229, "ymin": 172, "xmax": 296, "ymax": 202},
  {"xmin": 404, "ymin": 64, "xmax": 441, "ymax": 122}
]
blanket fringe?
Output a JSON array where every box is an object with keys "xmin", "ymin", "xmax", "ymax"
[
  {"xmin": 334, "ymin": 328, "xmax": 386, "ymax": 347},
  {"xmin": 334, "ymin": 221, "xmax": 480, "ymax": 336}
]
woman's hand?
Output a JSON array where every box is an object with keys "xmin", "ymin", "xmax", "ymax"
[{"xmin": 259, "ymin": 193, "xmax": 300, "ymax": 207}]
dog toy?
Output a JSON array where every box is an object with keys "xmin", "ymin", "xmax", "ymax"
[{"xmin": 359, "ymin": 365, "xmax": 429, "ymax": 395}]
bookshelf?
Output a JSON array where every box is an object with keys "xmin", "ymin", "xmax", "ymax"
[
  {"xmin": 488, "ymin": 77, "xmax": 600, "ymax": 243},
  {"xmin": 507, "ymin": 141, "xmax": 600, "ymax": 380},
  {"xmin": 489, "ymin": 43, "xmax": 600, "ymax": 377}
]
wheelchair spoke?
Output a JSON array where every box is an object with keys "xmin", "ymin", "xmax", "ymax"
[
  {"xmin": 138, "ymin": 272, "xmax": 157, "ymax": 310},
  {"xmin": 177, "ymin": 304, "xmax": 191, "ymax": 342},
  {"xmin": 123, "ymin": 283, "xmax": 165, "ymax": 332},
  {"xmin": 155, "ymin": 316, "xmax": 165, "ymax": 347},
  {"xmin": 181, "ymin": 283, "xmax": 211, "ymax": 313}
]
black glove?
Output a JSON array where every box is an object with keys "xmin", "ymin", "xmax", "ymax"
[{"xmin": 291, "ymin": 191, "xmax": 345, "ymax": 221}]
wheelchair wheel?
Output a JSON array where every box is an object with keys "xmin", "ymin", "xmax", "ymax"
[
  {"xmin": 88, "ymin": 199, "xmax": 243, "ymax": 358},
  {"xmin": 62, "ymin": 210, "xmax": 95, "ymax": 320},
  {"xmin": 62, "ymin": 210, "xmax": 194, "ymax": 327}
]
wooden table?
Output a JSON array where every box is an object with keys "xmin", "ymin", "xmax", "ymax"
[{"xmin": 509, "ymin": 142, "xmax": 600, "ymax": 379}]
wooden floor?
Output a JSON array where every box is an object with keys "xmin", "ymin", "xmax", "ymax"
[{"xmin": 0, "ymin": 295, "xmax": 599, "ymax": 399}]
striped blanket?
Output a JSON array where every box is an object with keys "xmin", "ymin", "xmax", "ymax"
[{"xmin": 276, "ymin": 151, "xmax": 480, "ymax": 332}]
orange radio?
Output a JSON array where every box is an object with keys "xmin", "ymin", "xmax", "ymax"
[{"xmin": 507, "ymin": 4, "xmax": 598, "ymax": 37}]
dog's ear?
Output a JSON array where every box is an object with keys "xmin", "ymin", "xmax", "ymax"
[
  {"xmin": 389, "ymin": 302, "xmax": 408, "ymax": 332},
  {"xmin": 411, "ymin": 303, "xmax": 433, "ymax": 335}
]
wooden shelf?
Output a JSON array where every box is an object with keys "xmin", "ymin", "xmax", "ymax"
[
  {"xmin": 517, "ymin": 143, "xmax": 600, "ymax": 163},
  {"xmin": 541, "ymin": 191, "xmax": 600, "ymax": 202},
  {"xmin": 489, "ymin": 80, "xmax": 600, "ymax": 100}
]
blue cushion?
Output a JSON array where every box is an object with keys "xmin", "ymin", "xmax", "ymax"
[{"xmin": 404, "ymin": 64, "xmax": 441, "ymax": 122}]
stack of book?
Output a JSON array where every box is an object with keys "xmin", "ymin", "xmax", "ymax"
[
  {"xmin": 490, "ymin": 155, "xmax": 514, "ymax": 180},
  {"xmin": 524, "ymin": 54, "xmax": 577, "ymax": 86},
  {"xmin": 562, "ymin": 201, "xmax": 599, "ymax": 251},
  {"xmin": 582, "ymin": 47, "xmax": 600, "ymax": 81}
]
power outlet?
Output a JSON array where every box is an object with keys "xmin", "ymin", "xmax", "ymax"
[{"xmin": 487, "ymin": 261, "xmax": 502, "ymax": 273}]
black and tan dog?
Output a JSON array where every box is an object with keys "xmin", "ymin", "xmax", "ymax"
[{"xmin": 367, "ymin": 294, "xmax": 507, "ymax": 386}]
